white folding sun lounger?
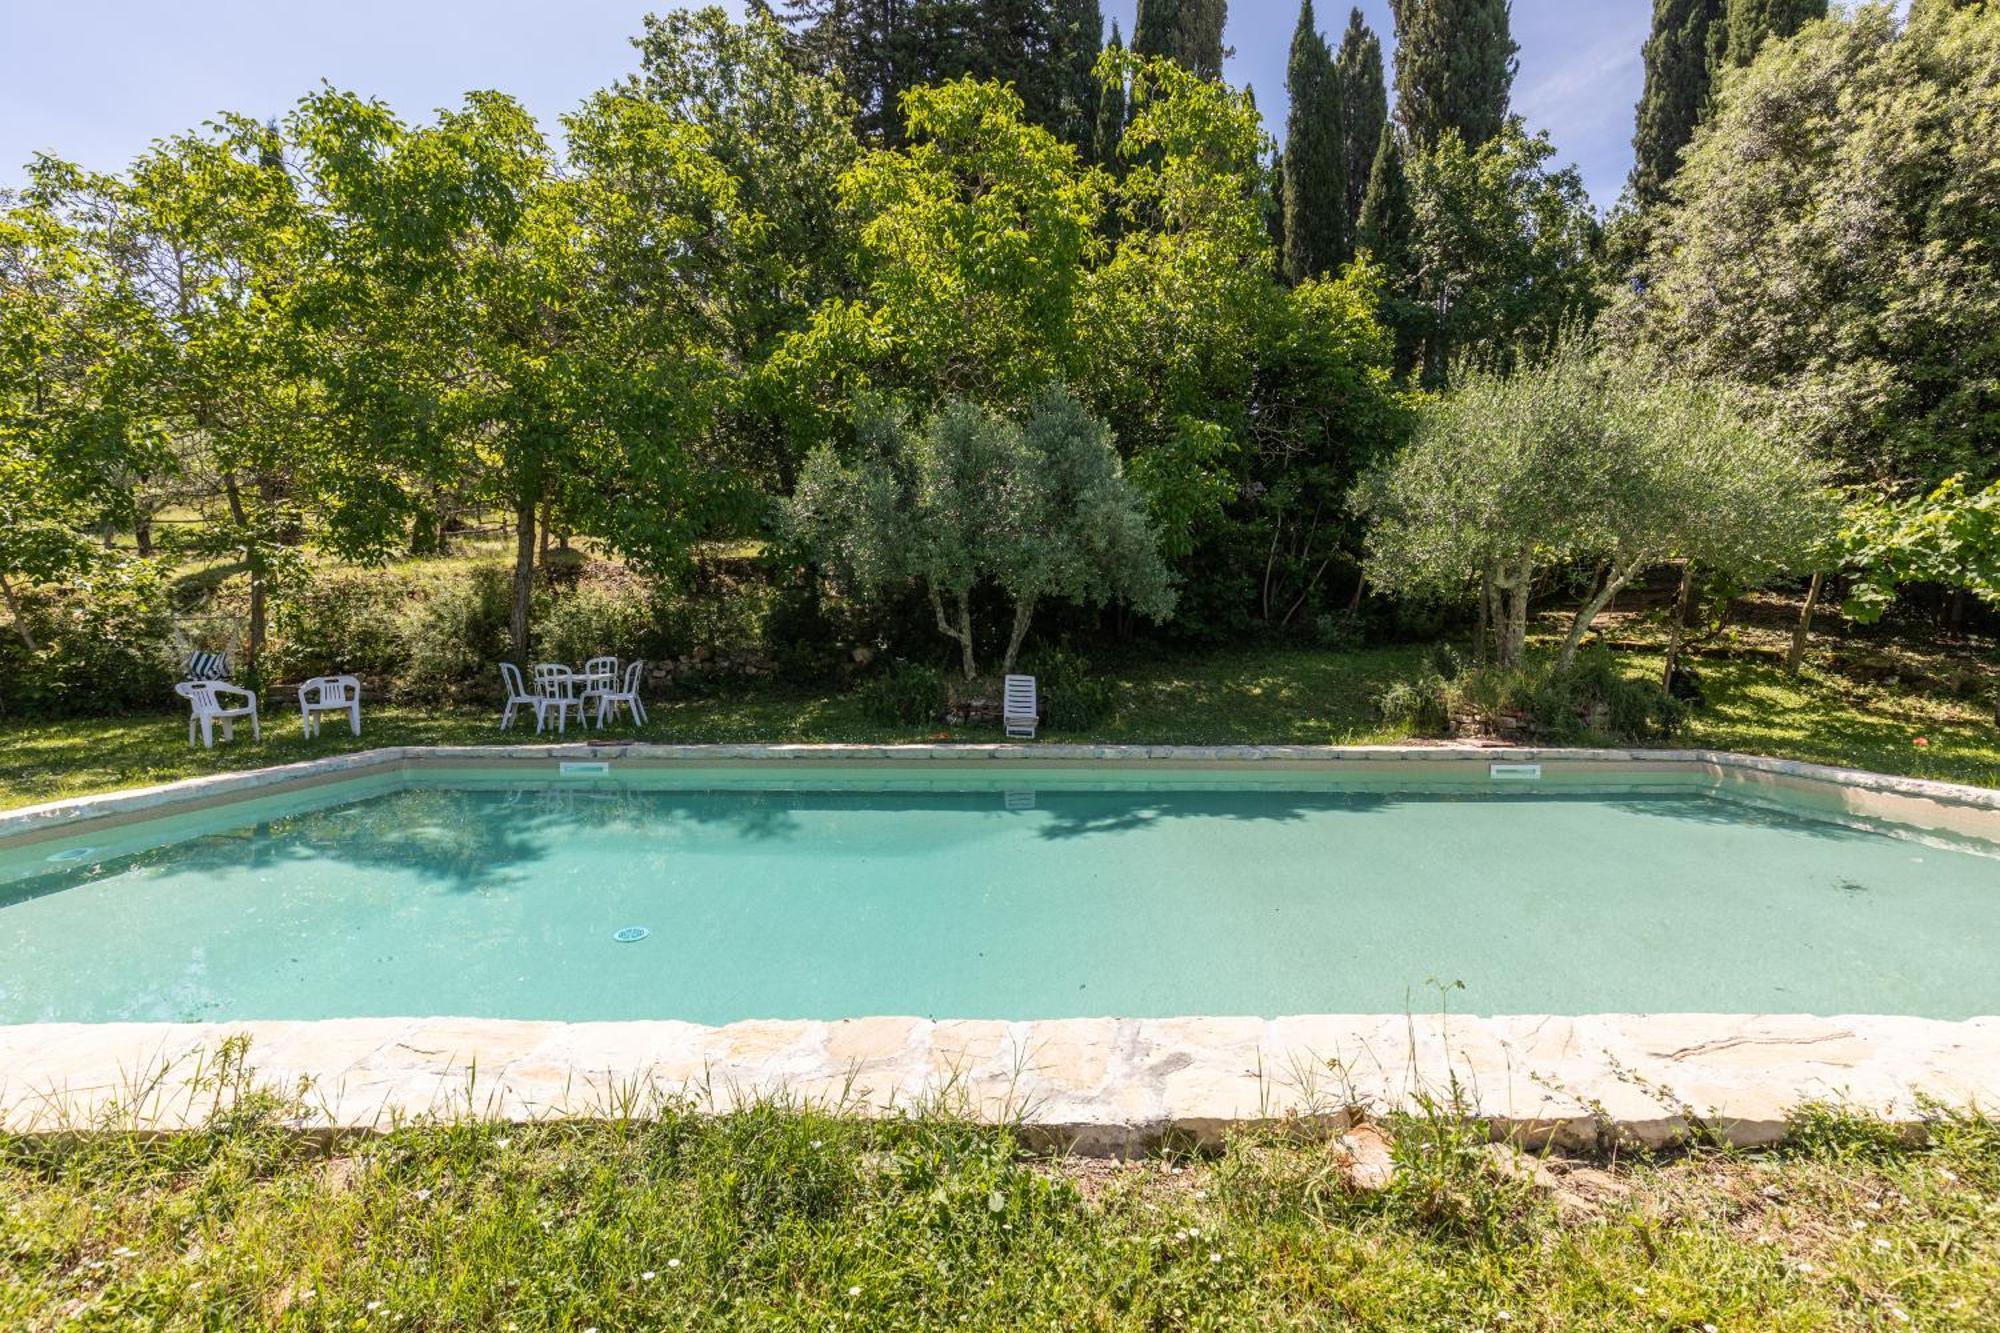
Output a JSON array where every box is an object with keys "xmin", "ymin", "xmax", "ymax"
[{"xmin": 1003, "ymin": 673, "xmax": 1039, "ymax": 740}]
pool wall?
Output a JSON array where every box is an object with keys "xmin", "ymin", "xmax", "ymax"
[
  {"xmin": 4, "ymin": 744, "xmax": 1997, "ymax": 1153},
  {"xmin": 7, "ymin": 741, "xmax": 2000, "ymax": 849}
]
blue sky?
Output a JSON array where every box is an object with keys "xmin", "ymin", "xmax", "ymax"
[{"xmin": 2, "ymin": 1, "xmax": 1652, "ymax": 208}]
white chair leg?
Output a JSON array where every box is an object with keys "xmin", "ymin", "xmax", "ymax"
[
  {"xmin": 250, "ymin": 710, "xmax": 260, "ymax": 743},
  {"xmin": 200, "ymin": 717, "xmax": 214, "ymax": 749},
  {"xmin": 350, "ymin": 706, "xmax": 360, "ymax": 737}
]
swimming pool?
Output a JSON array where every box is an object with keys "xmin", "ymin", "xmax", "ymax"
[{"xmin": 5, "ymin": 758, "xmax": 1995, "ymax": 1025}]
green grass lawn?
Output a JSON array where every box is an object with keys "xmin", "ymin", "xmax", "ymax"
[
  {"xmin": 1, "ymin": 642, "xmax": 1996, "ymax": 810},
  {"xmin": 4, "ymin": 1083, "xmax": 1996, "ymax": 1330}
]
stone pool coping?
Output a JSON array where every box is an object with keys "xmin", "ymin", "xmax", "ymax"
[
  {"xmin": 5, "ymin": 741, "xmax": 1998, "ymax": 848},
  {"xmin": 4, "ymin": 1012, "xmax": 1996, "ymax": 1154},
  {"xmin": 3, "ymin": 745, "xmax": 1996, "ymax": 1151}
]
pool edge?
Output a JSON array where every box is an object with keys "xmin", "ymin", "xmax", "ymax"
[
  {"xmin": 4, "ymin": 1010, "xmax": 1995, "ymax": 1155},
  {"xmin": 4, "ymin": 741, "xmax": 1997, "ymax": 849}
]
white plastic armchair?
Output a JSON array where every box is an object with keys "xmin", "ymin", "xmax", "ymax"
[
  {"xmin": 533, "ymin": 663, "xmax": 584, "ymax": 734},
  {"xmin": 298, "ymin": 674, "xmax": 362, "ymax": 739},
  {"xmin": 175, "ymin": 680, "xmax": 260, "ymax": 749},
  {"xmin": 595, "ymin": 660, "xmax": 647, "ymax": 729},
  {"xmin": 498, "ymin": 662, "xmax": 544, "ymax": 732}
]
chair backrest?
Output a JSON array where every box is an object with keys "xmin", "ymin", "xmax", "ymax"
[
  {"xmin": 533, "ymin": 663, "xmax": 574, "ymax": 697},
  {"xmin": 1003, "ymin": 674, "xmax": 1038, "ymax": 717},
  {"xmin": 176, "ymin": 681, "xmax": 221, "ymax": 715},
  {"xmin": 300, "ymin": 675, "xmax": 359, "ymax": 706},
  {"xmin": 620, "ymin": 660, "xmax": 645, "ymax": 693},
  {"xmin": 583, "ymin": 655, "xmax": 619, "ymax": 681},
  {"xmin": 499, "ymin": 661, "xmax": 528, "ymax": 697},
  {"xmin": 184, "ymin": 651, "xmax": 229, "ymax": 682}
]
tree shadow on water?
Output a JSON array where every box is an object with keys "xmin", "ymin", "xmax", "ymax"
[{"xmin": 1030, "ymin": 789, "xmax": 1400, "ymax": 840}]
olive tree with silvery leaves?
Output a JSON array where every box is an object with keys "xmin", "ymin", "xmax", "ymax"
[
  {"xmin": 1357, "ymin": 337, "xmax": 1835, "ymax": 669},
  {"xmin": 787, "ymin": 387, "xmax": 1175, "ymax": 681}
]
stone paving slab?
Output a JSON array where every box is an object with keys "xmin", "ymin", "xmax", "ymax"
[{"xmin": 4, "ymin": 1013, "xmax": 1994, "ymax": 1155}]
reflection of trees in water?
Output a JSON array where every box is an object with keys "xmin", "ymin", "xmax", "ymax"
[
  {"xmin": 4, "ymin": 783, "xmax": 1898, "ymax": 913},
  {"xmin": 1029, "ymin": 790, "xmax": 1396, "ymax": 839}
]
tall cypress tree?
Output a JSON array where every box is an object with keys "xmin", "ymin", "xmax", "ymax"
[
  {"xmin": 1282, "ymin": 0, "xmax": 1348, "ymax": 281},
  {"xmin": 1133, "ymin": 0, "xmax": 1228, "ymax": 78},
  {"xmin": 1334, "ymin": 8, "xmax": 1387, "ymax": 239},
  {"xmin": 1049, "ymin": 0, "xmax": 1105, "ymax": 152},
  {"xmin": 1094, "ymin": 22, "xmax": 1129, "ymax": 167},
  {"xmin": 1357, "ymin": 123, "xmax": 1420, "ymax": 374},
  {"xmin": 1629, "ymin": 0, "xmax": 1724, "ymax": 210},
  {"xmin": 1717, "ymin": 0, "xmax": 1826, "ymax": 67},
  {"xmin": 1388, "ymin": 0, "xmax": 1518, "ymax": 149}
]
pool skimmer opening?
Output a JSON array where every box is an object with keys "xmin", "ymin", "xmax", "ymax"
[
  {"xmin": 613, "ymin": 926, "xmax": 651, "ymax": 944},
  {"xmin": 45, "ymin": 847, "xmax": 97, "ymax": 863}
]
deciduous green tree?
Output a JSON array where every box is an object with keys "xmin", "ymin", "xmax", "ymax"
[
  {"xmin": 770, "ymin": 78, "xmax": 1104, "ymax": 420},
  {"xmin": 1399, "ymin": 125, "xmax": 1601, "ymax": 384},
  {"xmin": 1843, "ymin": 476, "xmax": 2000, "ymax": 625},
  {"xmin": 1617, "ymin": 3, "xmax": 2000, "ymax": 485}
]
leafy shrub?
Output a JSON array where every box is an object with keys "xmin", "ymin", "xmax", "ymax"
[
  {"xmin": 859, "ymin": 660, "xmax": 949, "ymax": 726},
  {"xmin": 1312, "ymin": 609, "xmax": 1367, "ymax": 651},
  {"xmin": 532, "ymin": 567, "xmax": 663, "ymax": 668},
  {"xmin": 1447, "ymin": 650, "xmax": 1683, "ymax": 744},
  {"xmin": 393, "ymin": 565, "xmax": 512, "ymax": 704},
  {"xmin": 0, "ymin": 558, "xmax": 178, "ymax": 716},
  {"xmin": 1375, "ymin": 673, "xmax": 1452, "ymax": 738},
  {"xmin": 268, "ymin": 570, "xmax": 408, "ymax": 683},
  {"xmin": 1021, "ymin": 646, "xmax": 1115, "ymax": 731},
  {"xmin": 762, "ymin": 580, "xmax": 846, "ymax": 685}
]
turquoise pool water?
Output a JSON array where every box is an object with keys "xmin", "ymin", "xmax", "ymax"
[{"xmin": 2, "ymin": 771, "xmax": 1995, "ymax": 1023}]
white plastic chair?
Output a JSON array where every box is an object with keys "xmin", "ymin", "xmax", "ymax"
[
  {"xmin": 297, "ymin": 674, "xmax": 362, "ymax": 738},
  {"xmin": 532, "ymin": 663, "xmax": 584, "ymax": 734},
  {"xmin": 1003, "ymin": 674, "xmax": 1039, "ymax": 739},
  {"xmin": 498, "ymin": 662, "xmax": 544, "ymax": 731},
  {"xmin": 579, "ymin": 655, "xmax": 619, "ymax": 705},
  {"xmin": 175, "ymin": 680, "xmax": 261, "ymax": 748},
  {"xmin": 595, "ymin": 660, "xmax": 647, "ymax": 729}
]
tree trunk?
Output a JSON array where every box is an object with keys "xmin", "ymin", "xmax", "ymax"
[
  {"xmin": 1661, "ymin": 560, "xmax": 1697, "ymax": 690},
  {"xmin": 1001, "ymin": 595, "xmax": 1037, "ymax": 677},
  {"xmin": 510, "ymin": 494, "xmax": 538, "ymax": 663},
  {"xmin": 134, "ymin": 517, "xmax": 153, "ymax": 557},
  {"xmin": 221, "ymin": 472, "xmax": 266, "ymax": 687},
  {"xmin": 928, "ymin": 583, "xmax": 979, "ymax": 680},
  {"xmin": 1559, "ymin": 555, "xmax": 1650, "ymax": 669},
  {"xmin": 957, "ymin": 600, "xmax": 976, "ymax": 680},
  {"xmin": 1785, "ymin": 571, "xmax": 1824, "ymax": 678},
  {"xmin": 1491, "ymin": 552, "xmax": 1533, "ymax": 669},
  {"xmin": 537, "ymin": 500, "xmax": 552, "ymax": 563},
  {"xmin": 246, "ymin": 565, "xmax": 267, "ymax": 689},
  {"xmin": 0, "ymin": 572, "xmax": 36, "ymax": 652},
  {"xmin": 1473, "ymin": 568, "xmax": 1492, "ymax": 665},
  {"xmin": 1346, "ymin": 571, "xmax": 1366, "ymax": 613}
]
